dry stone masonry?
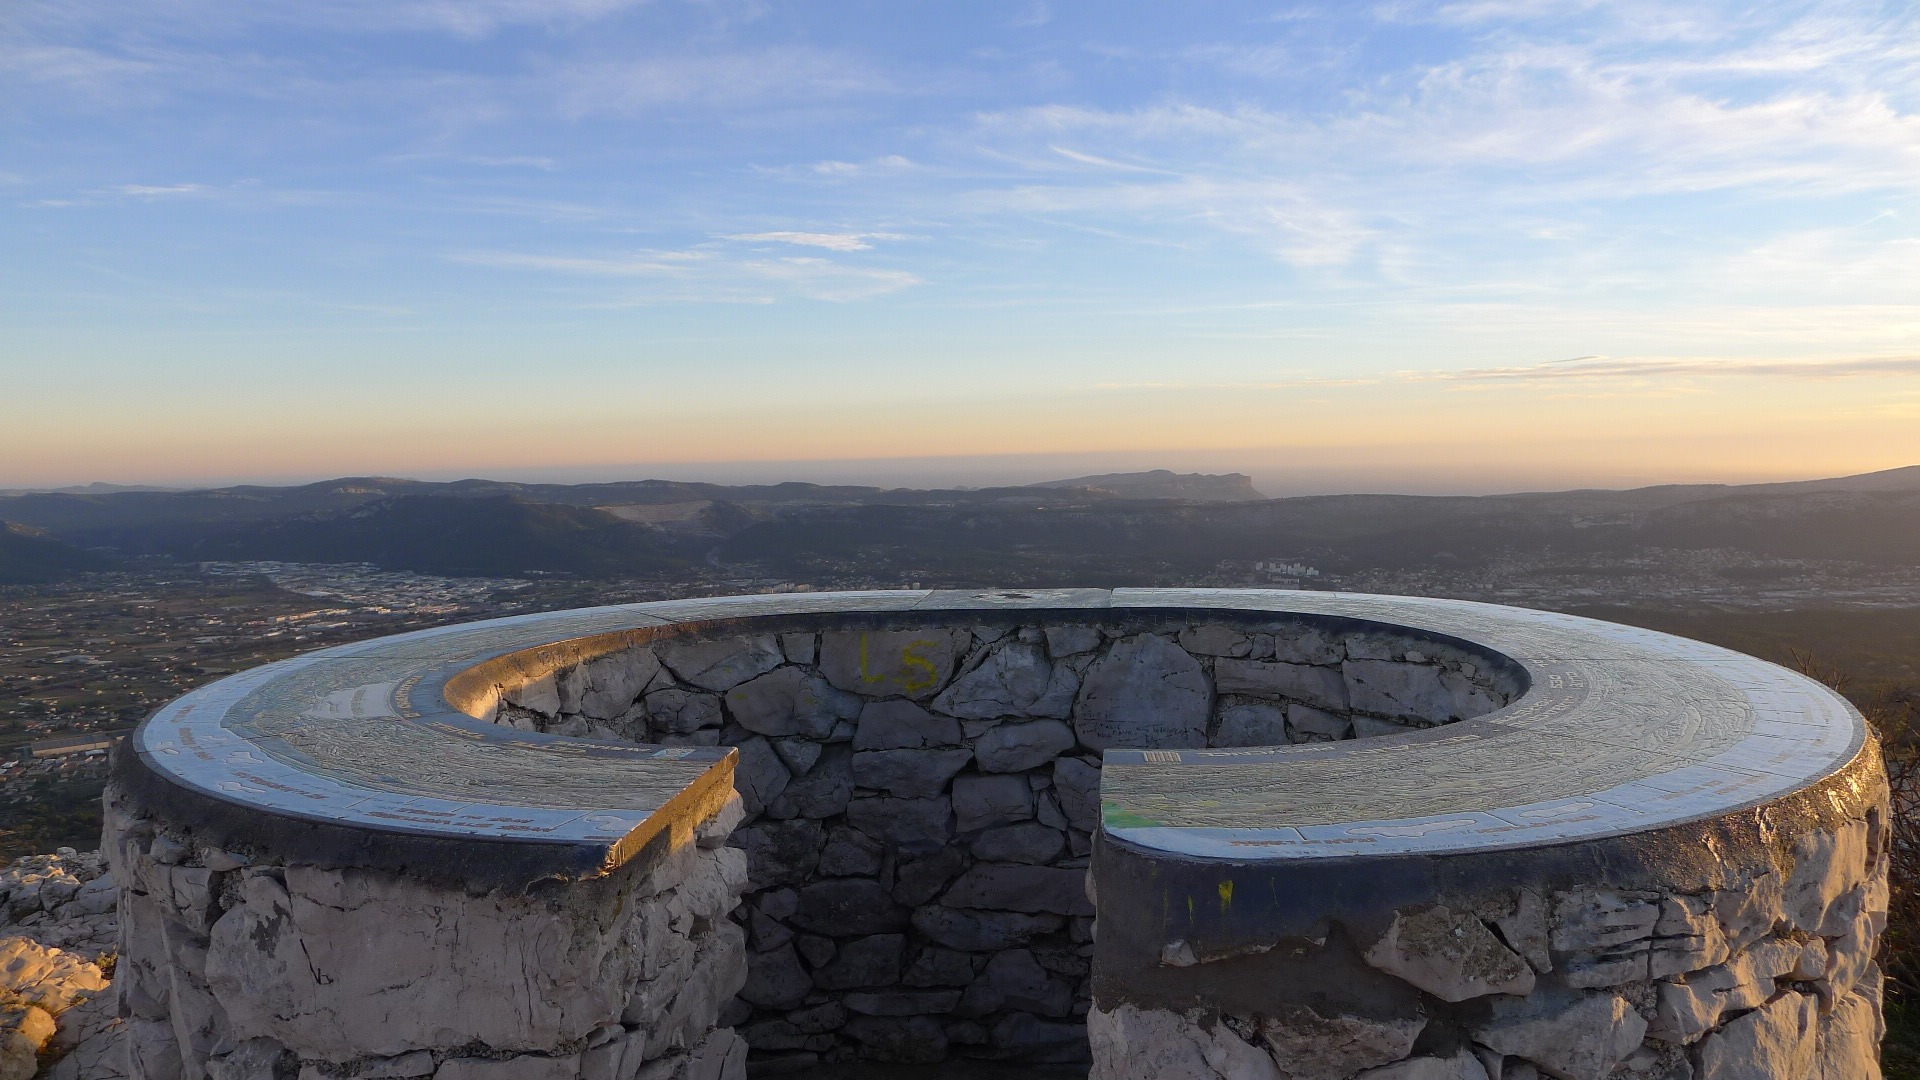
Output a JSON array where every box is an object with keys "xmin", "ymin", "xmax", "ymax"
[{"xmin": 90, "ymin": 589, "xmax": 1880, "ymax": 1079}]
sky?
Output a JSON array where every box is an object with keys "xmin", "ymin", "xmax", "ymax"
[{"xmin": 4, "ymin": 0, "xmax": 1919, "ymax": 495}]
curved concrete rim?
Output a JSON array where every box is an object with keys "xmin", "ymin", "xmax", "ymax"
[{"xmin": 129, "ymin": 588, "xmax": 1866, "ymax": 875}]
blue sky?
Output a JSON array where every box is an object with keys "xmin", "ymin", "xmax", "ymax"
[{"xmin": 4, "ymin": 0, "xmax": 1919, "ymax": 492}]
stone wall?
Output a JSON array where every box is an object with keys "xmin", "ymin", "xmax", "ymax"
[
  {"xmin": 502, "ymin": 616, "xmax": 1519, "ymax": 1072},
  {"xmin": 99, "ymin": 787, "xmax": 750, "ymax": 1080},
  {"xmin": 1087, "ymin": 750, "xmax": 1891, "ymax": 1080}
]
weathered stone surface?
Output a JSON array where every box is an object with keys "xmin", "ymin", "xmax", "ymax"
[
  {"xmin": 0, "ymin": 938, "xmax": 108, "ymax": 1014},
  {"xmin": 1270, "ymin": 626, "xmax": 1344, "ymax": 665},
  {"xmin": 816, "ymin": 827, "xmax": 885, "ymax": 878},
  {"xmin": 854, "ymin": 700, "xmax": 963, "ymax": 751},
  {"xmin": 989, "ymin": 1013, "xmax": 1088, "ymax": 1062},
  {"xmin": 1356, "ymin": 1053, "xmax": 1488, "ymax": 1080},
  {"xmin": 1254, "ymin": 1003, "xmax": 1424, "ymax": 1080},
  {"xmin": 1817, "ymin": 989, "xmax": 1883, "ymax": 1080},
  {"xmin": 1472, "ymin": 989, "xmax": 1646, "ymax": 1080},
  {"xmin": 841, "ymin": 1015, "xmax": 948, "ymax": 1063},
  {"xmin": 953, "ymin": 774, "xmax": 1034, "ymax": 833},
  {"xmin": 1344, "ymin": 661, "xmax": 1451, "ymax": 722},
  {"xmin": 1715, "ymin": 872, "xmax": 1785, "ymax": 951},
  {"xmin": 731, "ymin": 819, "xmax": 823, "ymax": 890},
  {"xmin": 1045, "ymin": 626, "xmax": 1102, "ymax": 657},
  {"xmin": 725, "ymin": 668, "xmax": 862, "ymax": 738},
  {"xmin": 941, "ymin": 866, "xmax": 1094, "ymax": 917},
  {"xmin": 1287, "ymin": 704, "xmax": 1350, "ymax": 741},
  {"xmin": 1551, "ymin": 889, "xmax": 1657, "ymax": 986},
  {"xmin": 645, "ymin": 687, "xmax": 724, "ymax": 734},
  {"xmin": 850, "ymin": 749, "xmax": 973, "ymax": 798},
  {"xmin": 846, "ymin": 990, "xmax": 964, "ymax": 1016},
  {"xmin": 934, "ymin": 642, "xmax": 1054, "ymax": 718},
  {"xmin": 847, "ymin": 796, "xmax": 954, "ymax": 854},
  {"xmin": 904, "ymin": 948, "xmax": 977, "ymax": 987},
  {"xmin": 658, "ymin": 635, "xmax": 785, "ymax": 692},
  {"xmin": 970, "ymin": 950, "xmax": 1071, "ymax": 1017},
  {"xmin": 974, "ymin": 720, "xmax": 1078, "ymax": 773},
  {"xmin": 1785, "ymin": 820, "xmax": 1867, "ymax": 934},
  {"xmin": 911, "ymin": 907, "xmax": 1064, "ymax": 951},
  {"xmin": 821, "ymin": 629, "xmax": 970, "ymax": 700},
  {"xmin": 1179, "ymin": 626, "xmax": 1251, "ymax": 658},
  {"xmin": 1, "ymin": 1000, "xmax": 56, "ymax": 1080},
  {"xmin": 1053, "ymin": 758, "xmax": 1101, "ymax": 832},
  {"xmin": 811, "ymin": 935, "xmax": 904, "ymax": 991},
  {"xmin": 1697, "ymin": 991, "xmax": 1817, "ymax": 1080},
  {"xmin": 579, "ymin": 649, "xmax": 662, "ymax": 720},
  {"xmin": 733, "ymin": 737, "xmax": 791, "ymax": 814},
  {"xmin": 740, "ymin": 944, "xmax": 812, "ymax": 1010},
  {"xmin": 1089, "ymin": 1004, "xmax": 1282, "ymax": 1080},
  {"xmin": 972, "ymin": 823, "xmax": 1067, "ymax": 865},
  {"xmin": 430, "ymin": 1055, "xmax": 583, "ymax": 1080},
  {"xmin": 791, "ymin": 880, "xmax": 908, "ymax": 936},
  {"xmin": 1075, "ymin": 635, "xmax": 1211, "ymax": 750},
  {"xmin": 1215, "ymin": 658, "xmax": 1347, "ymax": 713},
  {"xmin": 1215, "ymin": 701, "xmax": 1290, "ymax": 747},
  {"xmin": 771, "ymin": 738, "xmax": 821, "ymax": 777},
  {"xmin": 893, "ymin": 849, "xmax": 967, "ymax": 907},
  {"xmin": 782, "ymin": 745, "xmax": 855, "ymax": 818},
  {"xmin": 1363, "ymin": 905, "xmax": 1535, "ymax": 1002}
]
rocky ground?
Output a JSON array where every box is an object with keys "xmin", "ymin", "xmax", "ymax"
[{"xmin": 0, "ymin": 850, "xmax": 122, "ymax": 1079}]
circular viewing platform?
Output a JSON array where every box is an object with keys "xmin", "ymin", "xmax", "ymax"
[{"xmin": 108, "ymin": 590, "xmax": 1888, "ymax": 1080}]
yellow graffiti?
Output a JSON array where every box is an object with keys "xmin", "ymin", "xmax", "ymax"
[
  {"xmin": 857, "ymin": 632, "xmax": 942, "ymax": 694},
  {"xmin": 900, "ymin": 640, "xmax": 939, "ymax": 694},
  {"xmin": 1218, "ymin": 879, "xmax": 1234, "ymax": 913}
]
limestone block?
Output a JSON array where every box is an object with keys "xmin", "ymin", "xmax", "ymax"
[
  {"xmin": 934, "ymin": 641, "xmax": 1054, "ymax": 718},
  {"xmin": 1075, "ymin": 635, "xmax": 1211, "ymax": 750},
  {"xmin": 1648, "ymin": 925, "xmax": 1729, "ymax": 981},
  {"xmin": 771, "ymin": 739, "xmax": 821, "ymax": 777},
  {"xmin": 1214, "ymin": 659, "xmax": 1346, "ymax": 714},
  {"xmin": 811, "ymin": 935, "xmax": 904, "ymax": 991},
  {"xmin": 846, "ymin": 990, "xmax": 964, "ymax": 1016},
  {"xmin": 658, "ymin": 636, "xmax": 784, "ymax": 692},
  {"xmin": 739, "ymin": 944, "xmax": 811, "ymax": 1010},
  {"xmin": 1270, "ymin": 627, "xmax": 1345, "ymax": 665},
  {"xmin": 695, "ymin": 794, "xmax": 745, "ymax": 850},
  {"xmin": 1045, "ymin": 626, "xmax": 1103, "ymax": 657},
  {"xmin": 580, "ymin": 649, "xmax": 663, "ymax": 720},
  {"xmin": 730, "ymin": 737, "xmax": 791, "ymax": 815},
  {"xmin": 972, "ymin": 950, "xmax": 1072, "ymax": 1017},
  {"xmin": 1784, "ymin": 820, "xmax": 1867, "ymax": 934},
  {"xmin": 820, "ymin": 629, "xmax": 970, "ymax": 700},
  {"xmin": 904, "ymin": 948, "xmax": 977, "ymax": 987},
  {"xmin": 1252, "ymin": 1002, "xmax": 1424, "ymax": 1080},
  {"xmin": 790, "ymin": 880, "xmax": 908, "ymax": 936},
  {"xmin": 1287, "ymin": 704, "xmax": 1351, "ymax": 742},
  {"xmin": 679, "ymin": 1027, "xmax": 746, "ymax": 1080},
  {"xmin": 0, "ymin": 1001, "xmax": 56, "ymax": 1080},
  {"xmin": 847, "ymin": 796, "xmax": 955, "ymax": 854},
  {"xmin": 644, "ymin": 689, "xmax": 723, "ymax": 735},
  {"xmin": 953, "ymin": 775, "xmax": 1034, "ymax": 833},
  {"xmin": 892, "ymin": 849, "xmax": 967, "ymax": 907},
  {"xmin": 971, "ymin": 823, "xmax": 1068, "ymax": 864},
  {"xmin": 124, "ymin": 1016, "xmax": 182, "ymax": 1080},
  {"xmin": 941, "ymin": 866, "xmax": 1093, "ymax": 916},
  {"xmin": 1354, "ymin": 1052, "xmax": 1489, "ymax": 1080},
  {"xmin": 850, "ymin": 749, "xmax": 973, "ymax": 798},
  {"xmin": 1362, "ymin": 905, "xmax": 1535, "ymax": 1001},
  {"xmin": 1472, "ymin": 989, "xmax": 1646, "ymax": 1080},
  {"xmin": 643, "ymin": 923, "xmax": 747, "ymax": 1060},
  {"xmin": 1442, "ymin": 671, "xmax": 1501, "ymax": 721},
  {"xmin": 987, "ymin": 1013, "xmax": 1087, "ymax": 1062},
  {"xmin": 910, "ymin": 907, "xmax": 1063, "ymax": 951},
  {"xmin": 0, "ymin": 937, "xmax": 109, "ymax": 1013},
  {"xmin": 503, "ymin": 674, "xmax": 561, "ymax": 717},
  {"xmin": 1819, "ymin": 913, "xmax": 1875, "ymax": 1003},
  {"xmin": 1815, "ymin": 990, "xmax": 1882, "ymax": 1080},
  {"xmin": 731, "ymin": 819, "xmax": 823, "ymax": 890},
  {"xmin": 205, "ymin": 1037, "xmax": 291, "ymax": 1080},
  {"xmin": 1088, "ymin": 1004, "xmax": 1282, "ymax": 1080},
  {"xmin": 1053, "ymin": 758, "xmax": 1102, "ymax": 833},
  {"xmin": 1552, "ymin": 890, "xmax": 1658, "ymax": 985},
  {"xmin": 817, "ymin": 828, "xmax": 885, "ymax": 877},
  {"xmin": 1344, "ymin": 661, "xmax": 1452, "ymax": 723},
  {"xmin": 854, "ymin": 701, "xmax": 964, "ymax": 751},
  {"xmin": 725, "ymin": 668, "xmax": 860, "ymax": 739},
  {"xmin": 1696, "ymin": 991, "xmax": 1817, "ymax": 1080},
  {"xmin": 974, "ymin": 720, "xmax": 1078, "ymax": 773},
  {"xmin": 780, "ymin": 633, "xmax": 817, "ymax": 665},
  {"xmin": 1714, "ymin": 872, "xmax": 1785, "ymax": 952},
  {"xmin": 781, "ymin": 746, "xmax": 854, "ymax": 819},
  {"xmin": 842, "ymin": 1015, "xmax": 948, "ymax": 1063},
  {"xmin": 433, "ymin": 1054, "xmax": 580, "ymax": 1080},
  {"xmin": 1215, "ymin": 703, "xmax": 1290, "ymax": 747},
  {"xmin": 1179, "ymin": 626, "xmax": 1251, "ymax": 658},
  {"xmin": 205, "ymin": 865, "xmax": 635, "ymax": 1061},
  {"xmin": 1495, "ymin": 890, "xmax": 1552, "ymax": 974}
]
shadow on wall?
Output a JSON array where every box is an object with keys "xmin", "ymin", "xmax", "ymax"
[{"xmin": 501, "ymin": 615, "xmax": 1518, "ymax": 1070}]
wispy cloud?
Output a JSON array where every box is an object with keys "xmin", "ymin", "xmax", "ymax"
[
  {"xmin": 1096, "ymin": 354, "xmax": 1920, "ymax": 392},
  {"xmin": 108, "ymin": 183, "xmax": 208, "ymax": 197},
  {"xmin": 723, "ymin": 231, "xmax": 903, "ymax": 252}
]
